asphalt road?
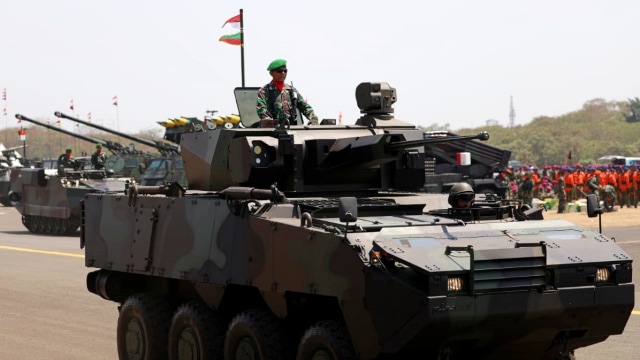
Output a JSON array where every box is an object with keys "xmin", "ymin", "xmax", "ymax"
[{"xmin": 0, "ymin": 207, "xmax": 637, "ymax": 360}]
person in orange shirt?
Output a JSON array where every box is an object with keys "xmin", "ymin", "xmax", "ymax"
[
  {"xmin": 629, "ymin": 165, "xmax": 640, "ymax": 208},
  {"xmin": 564, "ymin": 167, "xmax": 575, "ymax": 201},
  {"xmin": 617, "ymin": 167, "xmax": 631, "ymax": 207}
]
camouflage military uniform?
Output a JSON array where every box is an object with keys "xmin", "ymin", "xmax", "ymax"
[
  {"xmin": 91, "ymin": 151, "xmax": 106, "ymax": 170},
  {"xmin": 257, "ymin": 82, "xmax": 318, "ymax": 126},
  {"xmin": 586, "ymin": 174, "xmax": 601, "ymax": 201},
  {"xmin": 556, "ymin": 174, "xmax": 566, "ymax": 213}
]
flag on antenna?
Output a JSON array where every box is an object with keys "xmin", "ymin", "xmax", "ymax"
[
  {"xmin": 55, "ymin": 120, "xmax": 61, "ymax": 128},
  {"xmin": 2, "ymin": 88, "xmax": 6, "ymax": 101},
  {"xmin": 70, "ymin": 99, "xmax": 74, "ymax": 110},
  {"xmin": 338, "ymin": 112, "xmax": 343, "ymax": 124},
  {"xmin": 222, "ymin": 14, "xmax": 241, "ymax": 28},
  {"xmin": 219, "ymin": 33, "xmax": 241, "ymax": 46},
  {"xmin": 88, "ymin": 112, "xmax": 92, "ymax": 122},
  {"xmin": 112, "ymin": 95, "xmax": 118, "ymax": 106}
]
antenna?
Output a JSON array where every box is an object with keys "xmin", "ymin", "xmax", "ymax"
[{"xmin": 509, "ymin": 95, "xmax": 515, "ymax": 128}]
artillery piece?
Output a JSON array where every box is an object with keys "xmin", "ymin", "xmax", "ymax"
[
  {"xmin": 15, "ymin": 114, "xmax": 153, "ymax": 181},
  {"xmin": 55, "ymin": 111, "xmax": 187, "ymax": 187},
  {"xmin": 82, "ymin": 82, "xmax": 633, "ymax": 359}
]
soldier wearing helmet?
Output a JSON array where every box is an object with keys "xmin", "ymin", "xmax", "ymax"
[{"xmin": 448, "ymin": 182, "xmax": 475, "ymax": 208}]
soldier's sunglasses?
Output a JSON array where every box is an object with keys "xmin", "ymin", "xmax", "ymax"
[{"xmin": 274, "ymin": 68, "xmax": 288, "ymax": 73}]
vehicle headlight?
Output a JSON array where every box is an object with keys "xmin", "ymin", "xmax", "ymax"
[
  {"xmin": 595, "ymin": 267, "xmax": 611, "ymax": 282},
  {"xmin": 448, "ymin": 276, "xmax": 466, "ymax": 293}
]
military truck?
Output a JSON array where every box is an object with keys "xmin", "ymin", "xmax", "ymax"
[
  {"xmin": 82, "ymin": 82, "xmax": 633, "ymax": 359},
  {"xmin": 55, "ymin": 111, "xmax": 187, "ymax": 187}
]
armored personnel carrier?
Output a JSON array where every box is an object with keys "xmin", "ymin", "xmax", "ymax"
[
  {"xmin": 55, "ymin": 111, "xmax": 187, "ymax": 187},
  {"xmin": 82, "ymin": 82, "xmax": 633, "ymax": 359}
]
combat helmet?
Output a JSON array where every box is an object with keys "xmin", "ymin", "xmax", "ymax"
[{"xmin": 448, "ymin": 182, "xmax": 475, "ymax": 207}]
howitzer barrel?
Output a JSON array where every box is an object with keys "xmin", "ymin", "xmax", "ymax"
[
  {"xmin": 15, "ymin": 113, "xmax": 108, "ymax": 147},
  {"xmin": 387, "ymin": 131, "xmax": 489, "ymax": 151},
  {"xmin": 54, "ymin": 111, "xmax": 179, "ymax": 154}
]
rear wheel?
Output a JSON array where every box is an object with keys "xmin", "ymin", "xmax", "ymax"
[
  {"xmin": 117, "ymin": 293, "xmax": 173, "ymax": 360},
  {"xmin": 224, "ymin": 308, "xmax": 292, "ymax": 360},
  {"xmin": 296, "ymin": 320, "xmax": 355, "ymax": 360},
  {"xmin": 168, "ymin": 301, "xmax": 224, "ymax": 360}
]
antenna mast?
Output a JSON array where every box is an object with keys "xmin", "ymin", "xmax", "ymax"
[{"xmin": 509, "ymin": 95, "xmax": 516, "ymax": 128}]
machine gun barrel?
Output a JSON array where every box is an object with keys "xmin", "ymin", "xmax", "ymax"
[
  {"xmin": 15, "ymin": 113, "xmax": 110, "ymax": 149},
  {"xmin": 54, "ymin": 111, "xmax": 180, "ymax": 154},
  {"xmin": 387, "ymin": 131, "xmax": 490, "ymax": 151}
]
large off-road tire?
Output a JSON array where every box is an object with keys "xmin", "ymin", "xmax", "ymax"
[
  {"xmin": 224, "ymin": 308, "xmax": 292, "ymax": 360},
  {"xmin": 296, "ymin": 320, "xmax": 356, "ymax": 360},
  {"xmin": 168, "ymin": 301, "xmax": 225, "ymax": 360},
  {"xmin": 117, "ymin": 293, "xmax": 173, "ymax": 360}
]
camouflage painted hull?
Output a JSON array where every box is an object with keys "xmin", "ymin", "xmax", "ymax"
[
  {"xmin": 83, "ymin": 192, "xmax": 633, "ymax": 359},
  {"xmin": 10, "ymin": 168, "xmax": 129, "ymax": 235}
]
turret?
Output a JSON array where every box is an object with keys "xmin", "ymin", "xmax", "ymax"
[
  {"xmin": 178, "ymin": 82, "xmax": 490, "ymax": 194},
  {"xmin": 54, "ymin": 111, "xmax": 180, "ymax": 155}
]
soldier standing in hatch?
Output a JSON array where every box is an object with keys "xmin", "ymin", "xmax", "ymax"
[
  {"xmin": 256, "ymin": 58, "xmax": 319, "ymax": 128},
  {"xmin": 58, "ymin": 147, "xmax": 76, "ymax": 169},
  {"xmin": 91, "ymin": 143, "xmax": 106, "ymax": 170}
]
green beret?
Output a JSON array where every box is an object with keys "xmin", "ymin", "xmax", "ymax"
[
  {"xmin": 96, "ymin": 143, "xmax": 102, "ymax": 147},
  {"xmin": 65, "ymin": 147, "xmax": 72, "ymax": 151},
  {"xmin": 267, "ymin": 59, "xmax": 287, "ymax": 71}
]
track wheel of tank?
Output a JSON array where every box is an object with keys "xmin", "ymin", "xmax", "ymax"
[
  {"xmin": 117, "ymin": 293, "xmax": 173, "ymax": 360},
  {"xmin": 44, "ymin": 217, "xmax": 55, "ymax": 234},
  {"xmin": 52, "ymin": 218, "xmax": 62, "ymax": 235},
  {"xmin": 21, "ymin": 215, "xmax": 32, "ymax": 231},
  {"xmin": 168, "ymin": 301, "xmax": 225, "ymax": 360},
  {"xmin": 296, "ymin": 320, "xmax": 356, "ymax": 360},
  {"xmin": 224, "ymin": 308, "xmax": 292, "ymax": 360},
  {"xmin": 31, "ymin": 216, "xmax": 43, "ymax": 233}
]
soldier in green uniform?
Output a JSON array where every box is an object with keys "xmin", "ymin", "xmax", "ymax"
[
  {"xmin": 556, "ymin": 169, "xmax": 567, "ymax": 213},
  {"xmin": 58, "ymin": 147, "xmax": 77, "ymax": 170},
  {"xmin": 91, "ymin": 143, "xmax": 106, "ymax": 170},
  {"xmin": 256, "ymin": 59, "xmax": 319, "ymax": 128}
]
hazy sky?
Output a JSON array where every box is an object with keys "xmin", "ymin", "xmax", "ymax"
[{"xmin": 2, "ymin": 0, "xmax": 639, "ymax": 135}]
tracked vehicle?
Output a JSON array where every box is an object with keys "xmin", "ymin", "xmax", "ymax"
[
  {"xmin": 55, "ymin": 111, "xmax": 187, "ymax": 187},
  {"xmin": 82, "ymin": 82, "xmax": 633, "ymax": 359}
]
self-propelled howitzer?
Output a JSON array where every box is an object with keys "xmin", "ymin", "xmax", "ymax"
[
  {"xmin": 82, "ymin": 82, "xmax": 633, "ymax": 359},
  {"xmin": 55, "ymin": 111, "xmax": 187, "ymax": 187},
  {"xmin": 54, "ymin": 111, "xmax": 180, "ymax": 156},
  {"xmin": 16, "ymin": 113, "xmax": 152, "ymax": 180}
]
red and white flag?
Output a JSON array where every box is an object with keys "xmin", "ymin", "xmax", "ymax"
[
  {"xmin": 112, "ymin": 95, "xmax": 118, "ymax": 106},
  {"xmin": 70, "ymin": 99, "xmax": 74, "ymax": 110},
  {"xmin": 222, "ymin": 14, "xmax": 241, "ymax": 28},
  {"xmin": 87, "ymin": 112, "xmax": 92, "ymax": 122},
  {"xmin": 2, "ymin": 88, "xmax": 6, "ymax": 101}
]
